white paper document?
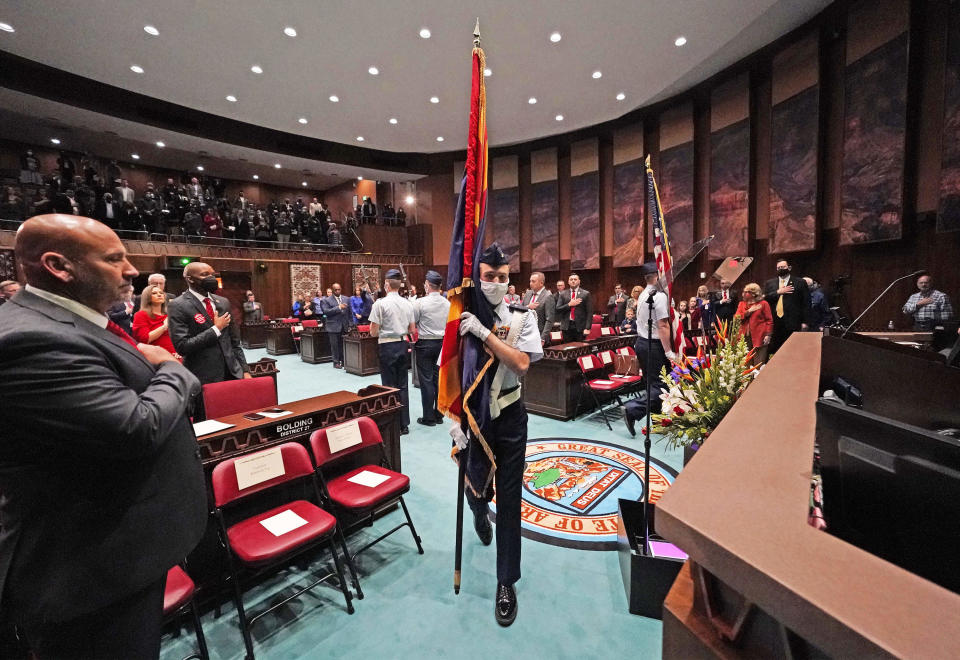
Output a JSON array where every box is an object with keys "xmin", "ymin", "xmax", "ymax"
[
  {"xmin": 326, "ymin": 419, "xmax": 363, "ymax": 454},
  {"xmin": 347, "ymin": 470, "xmax": 391, "ymax": 488},
  {"xmin": 234, "ymin": 446, "xmax": 285, "ymax": 491},
  {"xmin": 259, "ymin": 509, "xmax": 308, "ymax": 537},
  {"xmin": 592, "ymin": 379, "xmax": 614, "ymax": 386},
  {"xmin": 192, "ymin": 419, "xmax": 235, "ymax": 437},
  {"xmin": 258, "ymin": 410, "xmax": 292, "ymax": 419}
]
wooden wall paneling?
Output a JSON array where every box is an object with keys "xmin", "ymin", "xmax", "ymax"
[
  {"xmin": 820, "ymin": 9, "xmax": 847, "ymax": 232},
  {"xmin": 558, "ymin": 145, "xmax": 572, "ymax": 264}
]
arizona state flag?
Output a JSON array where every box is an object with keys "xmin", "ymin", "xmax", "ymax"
[{"xmin": 437, "ymin": 44, "xmax": 497, "ymax": 497}]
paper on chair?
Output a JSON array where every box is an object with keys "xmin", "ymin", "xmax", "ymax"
[
  {"xmin": 192, "ymin": 419, "xmax": 235, "ymax": 437},
  {"xmin": 258, "ymin": 410, "xmax": 292, "ymax": 419},
  {"xmin": 347, "ymin": 470, "xmax": 391, "ymax": 488},
  {"xmin": 235, "ymin": 446, "xmax": 285, "ymax": 491},
  {"xmin": 260, "ymin": 509, "xmax": 308, "ymax": 537},
  {"xmin": 326, "ymin": 418, "xmax": 363, "ymax": 454},
  {"xmin": 592, "ymin": 379, "xmax": 614, "ymax": 386}
]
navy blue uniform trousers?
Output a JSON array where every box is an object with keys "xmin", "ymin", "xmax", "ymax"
[
  {"xmin": 378, "ymin": 341, "xmax": 410, "ymax": 427},
  {"xmin": 415, "ymin": 339, "xmax": 443, "ymax": 422}
]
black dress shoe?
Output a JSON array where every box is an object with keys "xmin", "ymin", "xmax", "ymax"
[
  {"xmin": 416, "ymin": 417, "xmax": 437, "ymax": 427},
  {"xmin": 473, "ymin": 508, "xmax": 493, "ymax": 546},
  {"xmin": 494, "ymin": 583, "xmax": 517, "ymax": 626},
  {"xmin": 432, "ymin": 414, "xmax": 445, "ymax": 424},
  {"xmin": 400, "ymin": 426, "xmax": 409, "ymax": 435},
  {"xmin": 334, "ymin": 362, "xmax": 343, "ymax": 369},
  {"xmin": 624, "ymin": 412, "xmax": 636, "ymax": 437}
]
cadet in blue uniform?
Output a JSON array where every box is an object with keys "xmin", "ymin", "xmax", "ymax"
[
  {"xmin": 458, "ymin": 244, "xmax": 543, "ymax": 626},
  {"xmin": 369, "ymin": 268, "xmax": 415, "ymax": 434},
  {"xmin": 413, "ymin": 270, "xmax": 450, "ymax": 426}
]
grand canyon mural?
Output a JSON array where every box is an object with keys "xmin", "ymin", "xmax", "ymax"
[
  {"xmin": 709, "ymin": 119, "xmax": 750, "ymax": 258},
  {"xmin": 531, "ymin": 180, "xmax": 559, "ymax": 271},
  {"xmin": 489, "ymin": 186, "xmax": 520, "ymax": 271},
  {"xmin": 613, "ymin": 158, "xmax": 646, "ymax": 267},
  {"xmin": 939, "ymin": 2, "xmax": 960, "ymax": 233},
  {"xmin": 769, "ymin": 85, "xmax": 819, "ymax": 253},
  {"xmin": 570, "ymin": 172, "xmax": 600, "ymax": 269},
  {"xmin": 657, "ymin": 143, "xmax": 695, "ymax": 258}
]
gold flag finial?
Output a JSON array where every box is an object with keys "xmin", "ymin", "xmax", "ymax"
[{"xmin": 473, "ymin": 18, "xmax": 481, "ymax": 47}]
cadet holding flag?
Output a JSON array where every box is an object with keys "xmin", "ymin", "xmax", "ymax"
[{"xmin": 368, "ymin": 268, "xmax": 415, "ymax": 434}]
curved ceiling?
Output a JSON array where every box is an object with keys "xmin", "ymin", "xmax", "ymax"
[{"xmin": 0, "ymin": 0, "xmax": 830, "ymax": 154}]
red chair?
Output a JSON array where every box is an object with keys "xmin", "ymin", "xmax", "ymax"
[
  {"xmin": 302, "ymin": 319, "xmax": 319, "ymax": 328},
  {"xmin": 586, "ymin": 323, "xmax": 603, "ymax": 340},
  {"xmin": 163, "ymin": 565, "xmax": 209, "ymax": 660},
  {"xmin": 211, "ymin": 443, "xmax": 356, "ymax": 660},
  {"xmin": 599, "ymin": 326, "xmax": 615, "ymax": 337},
  {"xmin": 592, "ymin": 314, "xmax": 602, "ymax": 324},
  {"xmin": 309, "ymin": 417, "xmax": 423, "ymax": 575},
  {"xmin": 604, "ymin": 347, "xmax": 643, "ymax": 393},
  {"xmin": 202, "ymin": 377, "xmax": 277, "ymax": 419},
  {"xmin": 575, "ymin": 353, "xmax": 629, "ymax": 430}
]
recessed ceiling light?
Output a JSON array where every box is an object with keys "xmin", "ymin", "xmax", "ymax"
[
  {"xmin": 419, "ymin": 27, "xmax": 431, "ymax": 39},
  {"xmin": 550, "ymin": 31, "xmax": 561, "ymax": 43},
  {"xmin": 430, "ymin": 96, "xmax": 439, "ymax": 104},
  {"xmin": 274, "ymin": 163, "xmax": 282, "ymax": 169},
  {"xmin": 284, "ymin": 26, "xmax": 297, "ymax": 37},
  {"xmin": 484, "ymin": 68, "xmax": 492, "ymax": 77},
  {"xmin": 50, "ymin": 138, "xmax": 61, "ymax": 145},
  {"xmin": 253, "ymin": 174, "xmax": 259, "ymax": 180},
  {"xmin": 357, "ymin": 176, "xmax": 363, "ymax": 181},
  {"xmin": 298, "ymin": 117, "xmax": 308, "ymax": 124},
  {"xmin": 555, "ymin": 114, "xmax": 564, "ymax": 121},
  {"xmin": 368, "ymin": 66, "xmax": 379, "ymax": 75},
  {"xmin": 225, "ymin": 94, "xmax": 237, "ymax": 102},
  {"xmin": 436, "ymin": 136, "xmax": 444, "ymax": 142},
  {"xmin": 388, "ymin": 117, "xmax": 398, "ymax": 125},
  {"xmin": 196, "ymin": 165, "xmax": 204, "ymax": 171},
  {"xmin": 302, "ymin": 181, "xmax": 308, "ymax": 187},
  {"xmin": 143, "ymin": 25, "xmax": 159, "ymax": 36},
  {"xmin": 405, "ymin": 195, "xmax": 415, "ymax": 205},
  {"xmin": 592, "ymin": 70, "xmax": 602, "ymax": 79},
  {"xmin": 528, "ymin": 97, "xmax": 537, "ymax": 104},
  {"xmin": 130, "ymin": 65, "xmax": 144, "ymax": 74},
  {"xmin": 155, "ymin": 141, "xmax": 165, "ymax": 148},
  {"xmin": 0, "ymin": 22, "xmax": 15, "ymax": 33},
  {"xmin": 674, "ymin": 36, "xmax": 687, "ymax": 47},
  {"xmin": 250, "ymin": 64, "xmax": 263, "ymax": 74},
  {"xmin": 329, "ymin": 95, "xmax": 339, "ymax": 103},
  {"xmin": 616, "ymin": 92, "xmax": 626, "ymax": 101},
  {"xmin": 356, "ymin": 136, "xmax": 364, "ymax": 142},
  {"xmin": 131, "ymin": 153, "xmax": 140, "ymax": 159}
]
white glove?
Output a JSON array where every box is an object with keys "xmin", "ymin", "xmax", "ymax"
[
  {"xmin": 459, "ymin": 312, "xmax": 491, "ymax": 342},
  {"xmin": 665, "ymin": 350, "xmax": 678, "ymax": 362},
  {"xmin": 449, "ymin": 422, "xmax": 468, "ymax": 450}
]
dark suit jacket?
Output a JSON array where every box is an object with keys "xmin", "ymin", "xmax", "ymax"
[
  {"xmin": 763, "ymin": 275, "xmax": 811, "ymax": 331},
  {"xmin": 522, "ymin": 288, "xmax": 556, "ymax": 339},
  {"xmin": 607, "ymin": 294, "xmax": 628, "ymax": 325},
  {"xmin": 712, "ymin": 289, "xmax": 739, "ymax": 323},
  {"xmin": 0, "ymin": 290, "xmax": 207, "ymax": 623},
  {"xmin": 555, "ymin": 288, "xmax": 593, "ymax": 333},
  {"xmin": 167, "ymin": 291, "xmax": 249, "ymax": 385},
  {"xmin": 319, "ymin": 294, "xmax": 352, "ymax": 332},
  {"xmin": 106, "ymin": 300, "xmax": 135, "ymax": 335},
  {"xmin": 242, "ymin": 301, "xmax": 263, "ymax": 323},
  {"xmin": 94, "ymin": 200, "xmax": 120, "ymax": 227}
]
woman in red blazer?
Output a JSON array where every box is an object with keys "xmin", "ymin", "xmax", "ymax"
[
  {"xmin": 735, "ymin": 282, "xmax": 773, "ymax": 364},
  {"xmin": 132, "ymin": 284, "xmax": 178, "ymax": 356}
]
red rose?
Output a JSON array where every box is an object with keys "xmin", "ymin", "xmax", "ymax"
[
  {"xmin": 641, "ymin": 427, "xmax": 648, "ymax": 435},
  {"xmin": 673, "ymin": 406, "xmax": 685, "ymax": 416},
  {"xmin": 660, "ymin": 418, "xmax": 672, "ymax": 427}
]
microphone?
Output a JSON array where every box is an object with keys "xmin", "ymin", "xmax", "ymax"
[{"xmin": 841, "ymin": 270, "xmax": 924, "ymax": 338}]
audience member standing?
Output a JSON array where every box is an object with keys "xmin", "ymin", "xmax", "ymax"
[
  {"xmin": 607, "ymin": 284, "xmax": 627, "ymax": 325},
  {"xmin": 369, "ymin": 269, "xmax": 416, "ymax": 434},
  {"xmin": 94, "ymin": 192, "xmax": 119, "ymax": 228},
  {"xmin": 902, "ymin": 273, "xmax": 954, "ymax": 331},
  {"xmin": 132, "ymin": 283, "xmax": 177, "ymax": 355},
  {"xmin": 106, "ymin": 286, "xmax": 136, "ymax": 335},
  {"xmin": 413, "ymin": 271, "xmax": 450, "ymax": 426},
  {"xmin": 804, "ymin": 277, "xmax": 832, "ymax": 331},
  {"xmin": 736, "ymin": 282, "xmax": 773, "ymax": 365},
  {"xmin": 167, "ymin": 262, "xmax": 250, "ymax": 417},
  {"xmin": 0, "ymin": 280, "xmax": 20, "ymax": 306},
  {"xmin": 320, "ymin": 282, "xmax": 352, "ymax": 369},
  {"xmin": 0, "ymin": 214, "xmax": 206, "ymax": 659},
  {"xmin": 554, "ymin": 273, "xmax": 592, "ymax": 343},
  {"xmin": 522, "ymin": 271, "xmax": 555, "ymax": 341},
  {"xmin": 503, "ymin": 284, "xmax": 521, "ymax": 307},
  {"xmin": 242, "ymin": 291, "xmax": 263, "ymax": 323},
  {"xmin": 763, "ymin": 258, "xmax": 810, "ymax": 353},
  {"xmin": 712, "ymin": 278, "xmax": 738, "ymax": 324}
]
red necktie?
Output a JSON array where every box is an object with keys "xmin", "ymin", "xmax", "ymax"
[
  {"xmin": 531, "ymin": 291, "xmax": 538, "ymax": 304},
  {"xmin": 570, "ymin": 290, "xmax": 577, "ymax": 321},
  {"xmin": 203, "ymin": 297, "xmax": 215, "ymax": 319},
  {"xmin": 106, "ymin": 320, "xmax": 140, "ymax": 350}
]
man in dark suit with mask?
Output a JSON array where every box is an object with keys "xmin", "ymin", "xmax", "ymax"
[
  {"xmin": 167, "ymin": 261, "xmax": 250, "ymax": 417},
  {"xmin": 0, "ymin": 214, "xmax": 207, "ymax": 659},
  {"xmin": 554, "ymin": 273, "xmax": 593, "ymax": 343},
  {"xmin": 764, "ymin": 258, "xmax": 810, "ymax": 354}
]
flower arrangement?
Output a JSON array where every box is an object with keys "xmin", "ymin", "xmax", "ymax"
[{"xmin": 649, "ymin": 317, "xmax": 761, "ymax": 450}]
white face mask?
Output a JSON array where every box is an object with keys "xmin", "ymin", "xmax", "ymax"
[{"xmin": 481, "ymin": 280, "xmax": 509, "ymax": 306}]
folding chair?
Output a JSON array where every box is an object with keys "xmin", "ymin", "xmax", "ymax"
[
  {"xmin": 575, "ymin": 353, "xmax": 629, "ymax": 430},
  {"xmin": 211, "ymin": 442, "xmax": 356, "ymax": 660},
  {"xmin": 163, "ymin": 565, "xmax": 210, "ymax": 660},
  {"xmin": 309, "ymin": 417, "xmax": 424, "ymax": 576},
  {"xmin": 605, "ymin": 347, "xmax": 643, "ymax": 394},
  {"xmin": 202, "ymin": 377, "xmax": 277, "ymax": 419}
]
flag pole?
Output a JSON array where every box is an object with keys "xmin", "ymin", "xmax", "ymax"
[{"xmin": 454, "ymin": 18, "xmax": 482, "ymax": 595}]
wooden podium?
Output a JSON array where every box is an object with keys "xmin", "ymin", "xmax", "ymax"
[
  {"xmin": 343, "ymin": 329, "xmax": 381, "ymax": 376},
  {"xmin": 240, "ymin": 321, "xmax": 271, "ymax": 348},
  {"xmin": 657, "ymin": 333, "xmax": 960, "ymax": 659},
  {"xmin": 300, "ymin": 327, "xmax": 332, "ymax": 364},
  {"xmin": 266, "ymin": 324, "xmax": 296, "ymax": 355}
]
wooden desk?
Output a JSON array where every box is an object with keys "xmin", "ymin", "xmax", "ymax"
[
  {"xmin": 524, "ymin": 335, "xmax": 634, "ymax": 420},
  {"xmin": 657, "ymin": 333, "xmax": 960, "ymax": 659},
  {"xmin": 240, "ymin": 321, "xmax": 271, "ymax": 348},
  {"xmin": 343, "ymin": 329, "xmax": 381, "ymax": 376},
  {"xmin": 300, "ymin": 327, "xmax": 332, "ymax": 364},
  {"xmin": 266, "ymin": 325, "xmax": 296, "ymax": 355},
  {"xmin": 856, "ymin": 330, "xmax": 934, "ymax": 347}
]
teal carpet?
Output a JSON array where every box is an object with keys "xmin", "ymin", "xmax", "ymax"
[{"xmin": 161, "ymin": 349, "xmax": 684, "ymax": 660}]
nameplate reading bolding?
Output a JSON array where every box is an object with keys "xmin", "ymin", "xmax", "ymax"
[
  {"xmin": 235, "ymin": 447, "xmax": 285, "ymax": 491},
  {"xmin": 326, "ymin": 419, "xmax": 363, "ymax": 454}
]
